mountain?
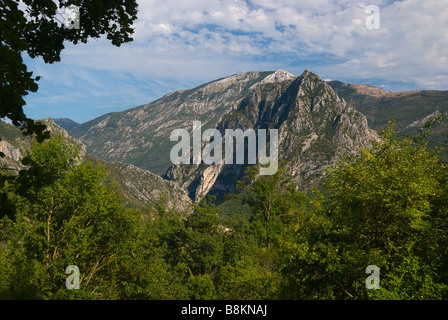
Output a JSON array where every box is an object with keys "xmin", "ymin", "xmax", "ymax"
[
  {"xmin": 5, "ymin": 69, "xmax": 446, "ymax": 207},
  {"xmin": 327, "ymin": 81, "xmax": 448, "ymax": 160},
  {"xmin": 0, "ymin": 119, "xmax": 192, "ymax": 211},
  {"xmin": 69, "ymin": 70, "xmax": 297, "ymax": 175},
  {"xmin": 327, "ymin": 81, "xmax": 448, "ymax": 133},
  {"xmin": 92, "ymin": 157, "xmax": 192, "ymax": 212},
  {"xmin": 163, "ymin": 70, "xmax": 377, "ymax": 202},
  {"xmin": 53, "ymin": 118, "xmax": 80, "ymax": 131},
  {"xmin": 4, "ymin": 69, "xmax": 446, "ymax": 210},
  {"xmin": 69, "ymin": 69, "xmax": 378, "ymax": 203},
  {"xmin": 0, "ymin": 121, "xmax": 30, "ymax": 172}
]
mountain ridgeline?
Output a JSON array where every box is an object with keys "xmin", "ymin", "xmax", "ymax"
[
  {"xmin": 0, "ymin": 119, "xmax": 192, "ymax": 211},
  {"xmin": 3, "ymin": 70, "xmax": 448, "ymax": 301},
  {"xmin": 3, "ymin": 69, "xmax": 448, "ymax": 206},
  {"xmin": 67, "ymin": 69, "xmax": 448, "ymax": 204},
  {"xmin": 68, "ymin": 70, "xmax": 380, "ymax": 203},
  {"xmin": 163, "ymin": 70, "xmax": 377, "ymax": 202}
]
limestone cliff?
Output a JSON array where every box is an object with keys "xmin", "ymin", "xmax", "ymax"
[{"xmin": 163, "ymin": 70, "xmax": 378, "ymax": 202}]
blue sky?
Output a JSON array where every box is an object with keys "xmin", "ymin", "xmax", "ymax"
[{"xmin": 22, "ymin": 0, "xmax": 448, "ymax": 124}]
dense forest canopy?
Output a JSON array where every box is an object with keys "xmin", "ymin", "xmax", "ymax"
[
  {"xmin": 2, "ymin": 0, "xmax": 448, "ymax": 302},
  {"xmin": 1, "ymin": 120, "xmax": 448, "ymax": 300}
]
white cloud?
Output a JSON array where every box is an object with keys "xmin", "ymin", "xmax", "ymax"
[
  {"xmin": 69, "ymin": 0, "xmax": 446, "ymax": 90},
  {"xmin": 23, "ymin": 0, "xmax": 448, "ymax": 122}
]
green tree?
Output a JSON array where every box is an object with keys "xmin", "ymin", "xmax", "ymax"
[
  {"xmin": 327, "ymin": 122, "xmax": 448, "ymax": 299},
  {"xmin": 180, "ymin": 196, "xmax": 224, "ymax": 277},
  {"xmin": 186, "ymin": 273, "xmax": 216, "ymax": 300},
  {"xmin": 278, "ymin": 195, "xmax": 345, "ymax": 299},
  {"xmin": 0, "ymin": 134, "xmax": 137, "ymax": 299},
  {"xmin": 213, "ymin": 164, "xmax": 308, "ymax": 300},
  {"xmin": 280, "ymin": 121, "xmax": 448, "ymax": 300},
  {"xmin": 236, "ymin": 164, "xmax": 307, "ymax": 249},
  {"xmin": 215, "ymin": 255, "xmax": 281, "ymax": 300},
  {"xmin": 111, "ymin": 209, "xmax": 190, "ymax": 300},
  {"xmin": 0, "ymin": 0, "xmax": 138, "ymax": 138}
]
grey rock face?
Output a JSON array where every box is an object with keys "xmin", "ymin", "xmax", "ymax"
[
  {"xmin": 0, "ymin": 140, "xmax": 23, "ymax": 163},
  {"xmin": 69, "ymin": 70, "xmax": 297, "ymax": 175},
  {"xmin": 66, "ymin": 69, "xmax": 378, "ymax": 203},
  {"xmin": 163, "ymin": 70, "xmax": 378, "ymax": 202},
  {"xmin": 53, "ymin": 118, "xmax": 80, "ymax": 131},
  {"xmin": 103, "ymin": 161, "xmax": 192, "ymax": 212},
  {"xmin": 0, "ymin": 119, "xmax": 192, "ymax": 211}
]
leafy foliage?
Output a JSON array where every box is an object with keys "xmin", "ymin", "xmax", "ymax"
[
  {"xmin": 0, "ymin": 0, "xmax": 138, "ymax": 138},
  {"xmin": 1, "ymin": 120, "xmax": 448, "ymax": 299},
  {"xmin": 280, "ymin": 120, "xmax": 448, "ymax": 299}
]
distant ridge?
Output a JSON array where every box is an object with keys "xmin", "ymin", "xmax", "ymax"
[
  {"xmin": 69, "ymin": 69, "xmax": 377, "ymax": 202},
  {"xmin": 65, "ymin": 69, "xmax": 448, "ymax": 202},
  {"xmin": 0, "ymin": 118, "xmax": 192, "ymax": 211},
  {"xmin": 53, "ymin": 118, "xmax": 80, "ymax": 131}
]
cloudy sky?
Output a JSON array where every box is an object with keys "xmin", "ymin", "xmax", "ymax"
[{"xmin": 22, "ymin": 0, "xmax": 448, "ymax": 124}]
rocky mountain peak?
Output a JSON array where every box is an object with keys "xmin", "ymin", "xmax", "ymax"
[
  {"xmin": 162, "ymin": 69, "xmax": 378, "ymax": 202},
  {"xmin": 200, "ymin": 71, "xmax": 265, "ymax": 94},
  {"xmin": 0, "ymin": 118, "xmax": 192, "ymax": 211},
  {"xmin": 195, "ymin": 70, "xmax": 296, "ymax": 96},
  {"xmin": 68, "ymin": 69, "xmax": 381, "ymax": 203},
  {"xmin": 256, "ymin": 69, "xmax": 296, "ymax": 85}
]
